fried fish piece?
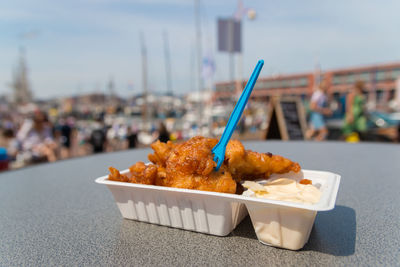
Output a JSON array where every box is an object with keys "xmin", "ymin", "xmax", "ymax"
[
  {"xmin": 148, "ymin": 140, "xmax": 176, "ymax": 167},
  {"xmin": 108, "ymin": 162, "xmax": 158, "ymax": 185},
  {"xmin": 225, "ymin": 140, "xmax": 301, "ymax": 181},
  {"xmin": 108, "ymin": 166, "xmax": 130, "ymax": 182},
  {"xmin": 129, "ymin": 161, "xmax": 158, "ymax": 185},
  {"xmin": 156, "ymin": 136, "xmax": 237, "ymax": 193}
]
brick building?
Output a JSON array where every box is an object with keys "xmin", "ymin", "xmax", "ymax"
[{"xmin": 214, "ymin": 61, "xmax": 400, "ymax": 109}]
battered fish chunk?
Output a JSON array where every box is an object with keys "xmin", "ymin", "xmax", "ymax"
[
  {"xmin": 148, "ymin": 140, "xmax": 175, "ymax": 167},
  {"xmin": 108, "ymin": 162, "xmax": 157, "ymax": 185},
  {"xmin": 225, "ymin": 140, "xmax": 301, "ymax": 180},
  {"xmin": 108, "ymin": 167, "xmax": 130, "ymax": 182},
  {"xmin": 155, "ymin": 136, "xmax": 237, "ymax": 193},
  {"xmin": 129, "ymin": 161, "xmax": 158, "ymax": 185}
]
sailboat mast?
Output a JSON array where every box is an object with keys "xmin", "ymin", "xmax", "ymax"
[
  {"xmin": 194, "ymin": 0, "xmax": 203, "ymax": 126},
  {"xmin": 163, "ymin": 31, "xmax": 173, "ymax": 96},
  {"xmin": 140, "ymin": 32, "xmax": 149, "ymax": 128}
]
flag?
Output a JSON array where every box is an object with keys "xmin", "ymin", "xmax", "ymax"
[{"xmin": 202, "ymin": 53, "xmax": 216, "ymax": 80}]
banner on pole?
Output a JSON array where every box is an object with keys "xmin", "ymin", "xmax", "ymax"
[{"xmin": 217, "ymin": 18, "xmax": 241, "ymax": 53}]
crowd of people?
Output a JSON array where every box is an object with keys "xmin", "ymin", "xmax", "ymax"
[{"xmin": 0, "ymin": 110, "xmax": 171, "ymax": 170}]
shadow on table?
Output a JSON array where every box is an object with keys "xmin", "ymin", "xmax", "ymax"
[
  {"xmin": 303, "ymin": 205, "xmax": 356, "ymax": 256},
  {"xmin": 229, "ymin": 216, "xmax": 258, "ymax": 240},
  {"xmin": 229, "ymin": 205, "xmax": 356, "ymax": 257}
]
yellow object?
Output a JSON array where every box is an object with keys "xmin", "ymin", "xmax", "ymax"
[
  {"xmin": 346, "ymin": 132, "xmax": 360, "ymax": 143},
  {"xmin": 48, "ymin": 108, "xmax": 58, "ymax": 117},
  {"xmin": 170, "ymin": 133, "xmax": 177, "ymax": 141}
]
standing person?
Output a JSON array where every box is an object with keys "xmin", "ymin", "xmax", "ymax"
[
  {"xmin": 89, "ymin": 118, "xmax": 107, "ymax": 153},
  {"xmin": 16, "ymin": 110, "xmax": 58, "ymax": 164},
  {"xmin": 157, "ymin": 122, "xmax": 170, "ymax": 143},
  {"xmin": 0, "ymin": 127, "xmax": 15, "ymax": 170},
  {"xmin": 306, "ymin": 80, "xmax": 332, "ymax": 141},
  {"xmin": 342, "ymin": 81, "xmax": 367, "ymax": 140},
  {"xmin": 56, "ymin": 117, "xmax": 72, "ymax": 159},
  {"xmin": 126, "ymin": 126, "xmax": 139, "ymax": 149}
]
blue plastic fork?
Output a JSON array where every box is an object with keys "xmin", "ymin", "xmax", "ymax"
[{"xmin": 212, "ymin": 59, "xmax": 264, "ymax": 171}]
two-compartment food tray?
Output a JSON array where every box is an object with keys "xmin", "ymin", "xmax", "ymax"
[{"xmin": 95, "ymin": 169, "xmax": 340, "ymax": 240}]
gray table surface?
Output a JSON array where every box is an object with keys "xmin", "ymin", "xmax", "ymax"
[{"xmin": 1, "ymin": 141, "xmax": 399, "ymax": 266}]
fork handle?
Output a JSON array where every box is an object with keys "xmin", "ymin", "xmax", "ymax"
[{"xmin": 218, "ymin": 60, "xmax": 264, "ymax": 147}]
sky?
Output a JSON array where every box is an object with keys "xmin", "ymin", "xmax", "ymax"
[{"xmin": 0, "ymin": 0, "xmax": 399, "ymax": 99}]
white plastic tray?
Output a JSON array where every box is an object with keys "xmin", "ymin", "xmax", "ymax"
[{"xmin": 95, "ymin": 169, "xmax": 340, "ymax": 241}]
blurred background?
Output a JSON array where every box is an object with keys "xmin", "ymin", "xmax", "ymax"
[{"xmin": 0, "ymin": 0, "xmax": 399, "ymax": 171}]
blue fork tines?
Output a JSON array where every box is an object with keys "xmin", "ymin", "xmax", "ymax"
[{"xmin": 212, "ymin": 59, "xmax": 264, "ymax": 171}]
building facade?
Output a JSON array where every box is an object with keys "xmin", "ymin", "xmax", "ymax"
[{"xmin": 214, "ymin": 61, "xmax": 400, "ymax": 109}]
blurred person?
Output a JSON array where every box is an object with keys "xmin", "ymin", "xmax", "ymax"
[
  {"xmin": 69, "ymin": 126, "xmax": 79, "ymax": 158},
  {"xmin": 106, "ymin": 122, "xmax": 121, "ymax": 151},
  {"xmin": 1, "ymin": 115, "xmax": 16, "ymax": 134},
  {"xmin": 0, "ymin": 128, "xmax": 16, "ymax": 167},
  {"xmin": 61, "ymin": 119, "xmax": 72, "ymax": 150},
  {"xmin": 388, "ymin": 90, "xmax": 400, "ymax": 112},
  {"xmin": 157, "ymin": 122, "xmax": 170, "ymax": 143},
  {"xmin": 342, "ymin": 81, "xmax": 367, "ymax": 140},
  {"xmin": 76, "ymin": 124, "xmax": 92, "ymax": 156},
  {"xmin": 0, "ymin": 128, "xmax": 13, "ymax": 148},
  {"xmin": 0, "ymin": 147, "xmax": 8, "ymax": 171},
  {"xmin": 66, "ymin": 116, "xmax": 78, "ymax": 157},
  {"xmin": 238, "ymin": 116, "xmax": 246, "ymax": 135},
  {"xmin": 55, "ymin": 117, "xmax": 73, "ymax": 159},
  {"xmin": 126, "ymin": 126, "xmax": 139, "ymax": 149},
  {"xmin": 89, "ymin": 118, "xmax": 107, "ymax": 153},
  {"xmin": 16, "ymin": 110, "xmax": 57, "ymax": 164},
  {"xmin": 117, "ymin": 123, "xmax": 128, "ymax": 150},
  {"xmin": 306, "ymin": 80, "xmax": 332, "ymax": 141}
]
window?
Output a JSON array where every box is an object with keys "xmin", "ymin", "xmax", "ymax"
[
  {"xmin": 276, "ymin": 80, "xmax": 284, "ymax": 88},
  {"xmin": 291, "ymin": 78, "xmax": 300, "ymax": 87},
  {"xmin": 333, "ymin": 75, "xmax": 343, "ymax": 85},
  {"xmin": 254, "ymin": 81, "xmax": 265, "ymax": 89},
  {"xmin": 347, "ymin": 73, "xmax": 356, "ymax": 84},
  {"xmin": 282, "ymin": 79, "xmax": 289, "ymax": 88},
  {"xmin": 265, "ymin": 81, "xmax": 273, "ymax": 89},
  {"xmin": 263, "ymin": 81, "xmax": 270, "ymax": 89},
  {"xmin": 299, "ymin": 78, "xmax": 308, "ymax": 87},
  {"xmin": 271, "ymin": 80, "xmax": 279, "ymax": 88},
  {"xmin": 360, "ymin": 72, "xmax": 370, "ymax": 82},
  {"xmin": 375, "ymin": 70, "xmax": 387, "ymax": 81},
  {"xmin": 392, "ymin": 68, "xmax": 400, "ymax": 80}
]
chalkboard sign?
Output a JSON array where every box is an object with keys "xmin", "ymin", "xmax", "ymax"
[{"xmin": 265, "ymin": 97, "xmax": 306, "ymax": 140}]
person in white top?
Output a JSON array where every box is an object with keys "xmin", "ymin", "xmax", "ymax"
[
  {"xmin": 15, "ymin": 110, "xmax": 57, "ymax": 163},
  {"xmin": 306, "ymin": 80, "xmax": 332, "ymax": 141}
]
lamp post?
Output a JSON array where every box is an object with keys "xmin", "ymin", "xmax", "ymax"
[{"xmin": 233, "ymin": 1, "xmax": 256, "ymax": 100}]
